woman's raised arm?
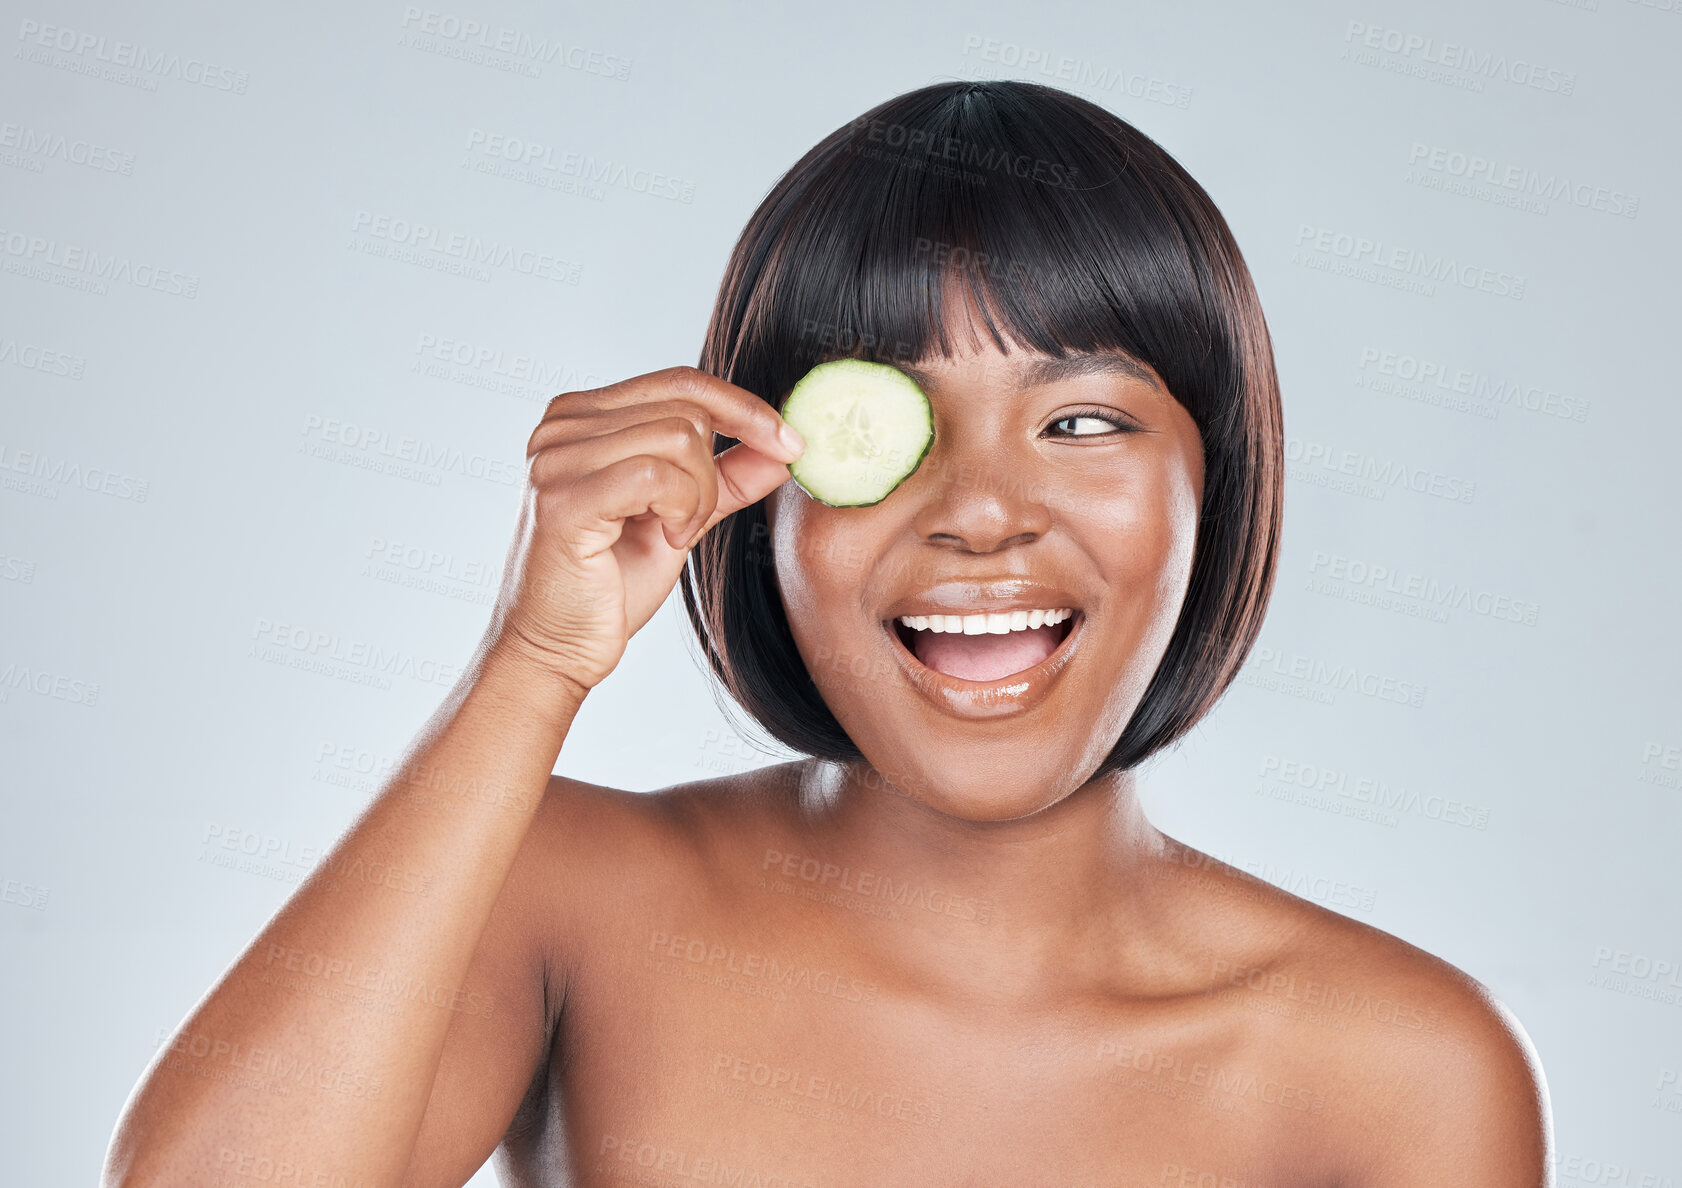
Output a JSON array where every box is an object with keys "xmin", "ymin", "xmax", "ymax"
[{"xmin": 101, "ymin": 368, "xmax": 806, "ymax": 1186}]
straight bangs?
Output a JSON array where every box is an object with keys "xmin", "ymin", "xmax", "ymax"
[{"xmin": 683, "ymin": 80, "xmax": 1283, "ymax": 774}]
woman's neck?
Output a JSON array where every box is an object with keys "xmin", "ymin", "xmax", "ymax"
[{"xmin": 783, "ymin": 757, "xmax": 1174, "ymax": 996}]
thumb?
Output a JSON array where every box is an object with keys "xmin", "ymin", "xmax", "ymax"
[{"xmin": 696, "ymin": 441, "xmax": 796, "ymax": 537}]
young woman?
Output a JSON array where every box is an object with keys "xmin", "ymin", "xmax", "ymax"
[{"xmin": 105, "ymin": 81, "xmax": 1552, "ymax": 1187}]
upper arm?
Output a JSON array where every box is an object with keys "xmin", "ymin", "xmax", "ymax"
[
  {"xmin": 397, "ymin": 778, "xmax": 585, "ymax": 1188},
  {"xmin": 1362, "ymin": 987, "xmax": 1554, "ymax": 1186}
]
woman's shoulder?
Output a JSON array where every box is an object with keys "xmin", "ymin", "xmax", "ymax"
[
  {"xmin": 531, "ymin": 758, "xmax": 794, "ymax": 828},
  {"xmin": 1176, "ymin": 847, "xmax": 1551, "ymax": 1180},
  {"xmin": 521, "ymin": 759, "xmax": 796, "ymax": 888},
  {"xmin": 1152, "ymin": 839, "xmax": 1526, "ymax": 1024}
]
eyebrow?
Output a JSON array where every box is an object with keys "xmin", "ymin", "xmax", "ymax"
[{"xmin": 897, "ymin": 352, "xmax": 1162, "ymax": 393}]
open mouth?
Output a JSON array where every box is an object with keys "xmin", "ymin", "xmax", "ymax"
[{"xmin": 886, "ymin": 611, "xmax": 1080, "ymax": 683}]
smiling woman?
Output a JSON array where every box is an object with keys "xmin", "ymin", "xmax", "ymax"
[{"xmin": 106, "ymin": 80, "xmax": 1551, "ymax": 1188}]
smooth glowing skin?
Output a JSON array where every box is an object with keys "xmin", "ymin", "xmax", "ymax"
[{"xmin": 765, "ymin": 308, "xmax": 1204, "ymax": 825}]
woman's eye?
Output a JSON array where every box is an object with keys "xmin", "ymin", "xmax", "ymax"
[{"xmin": 1045, "ymin": 412, "xmax": 1131, "ymax": 437}]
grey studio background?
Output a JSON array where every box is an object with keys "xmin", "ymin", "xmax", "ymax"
[{"xmin": 2, "ymin": 0, "xmax": 1679, "ymax": 1182}]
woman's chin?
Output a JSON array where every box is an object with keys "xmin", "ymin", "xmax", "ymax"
[{"xmin": 874, "ymin": 759, "xmax": 1074, "ymax": 824}]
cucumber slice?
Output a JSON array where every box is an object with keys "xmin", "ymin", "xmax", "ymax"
[{"xmin": 778, "ymin": 359, "xmax": 934, "ymax": 507}]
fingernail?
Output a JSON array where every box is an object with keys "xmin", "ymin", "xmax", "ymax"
[{"xmin": 778, "ymin": 421, "xmax": 805, "ymax": 457}]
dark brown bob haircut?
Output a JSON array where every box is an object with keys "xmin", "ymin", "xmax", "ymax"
[{"xmin": 679, "ymin": 79, "xmax": 1283, "ymax": 778}]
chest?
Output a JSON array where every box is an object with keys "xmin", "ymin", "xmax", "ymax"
[{"xmin": 519, "ymin": 918, "xmax": 1339, "ymax": 1186}]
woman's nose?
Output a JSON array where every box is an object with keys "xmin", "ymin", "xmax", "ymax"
[{"xmin": 905, "ymin": 431, "xmax": 1052, "ymax": 553}]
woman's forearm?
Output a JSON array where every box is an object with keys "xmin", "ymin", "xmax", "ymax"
[{"xmin": 104, "ymin": 639, "xmax": 586, "ymax": 1186}]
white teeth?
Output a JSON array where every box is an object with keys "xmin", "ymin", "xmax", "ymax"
[{"xmin": 896, "ymin": 607, "xmax": 1073, "ymax": 634}]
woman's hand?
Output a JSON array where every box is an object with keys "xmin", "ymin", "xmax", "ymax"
[{"xmin": 484, "ymin": 365, "xmax": 805, "ymax": 695}]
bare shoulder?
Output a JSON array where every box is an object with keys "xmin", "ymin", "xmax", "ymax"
[
  {"xmin": 1321, "ymin": 915, "xmax": 1552, "ymax": 1184},
  {"xmin": 527, "ymin": 760, "xmax": 793, "ymax": 858},
  {"xmin": 1188, "ymin": 855, "xmax": 1554, "ymax": 1186},
  {"xmin": 517, "ymin": 760, "xmax": 796, "ymax": 938}
]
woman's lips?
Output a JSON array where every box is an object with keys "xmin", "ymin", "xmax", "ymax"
[
  {"xmin": 862, "ymin": 570, "xmax": 1092, "ymax": 721},
  {"xmin": 880, "ymin": 611, "xmax": 1085, "ymax": 720},
  {"xmin": 898, "ymin": 619, "xmax": 1069, "ymax": 681}
]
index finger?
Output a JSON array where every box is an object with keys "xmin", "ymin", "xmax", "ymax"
[{"xmin": 551, "ymin": 366, "xmax": 804, "ymax": 464}]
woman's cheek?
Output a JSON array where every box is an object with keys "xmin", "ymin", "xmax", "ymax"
[
  {"xmin": 771, "ymin": 507, "xmax": 853, "ymax": 647},
  {"xmin": 776, "ymin": 500, "xmax": 873, "ymax": 599}
]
